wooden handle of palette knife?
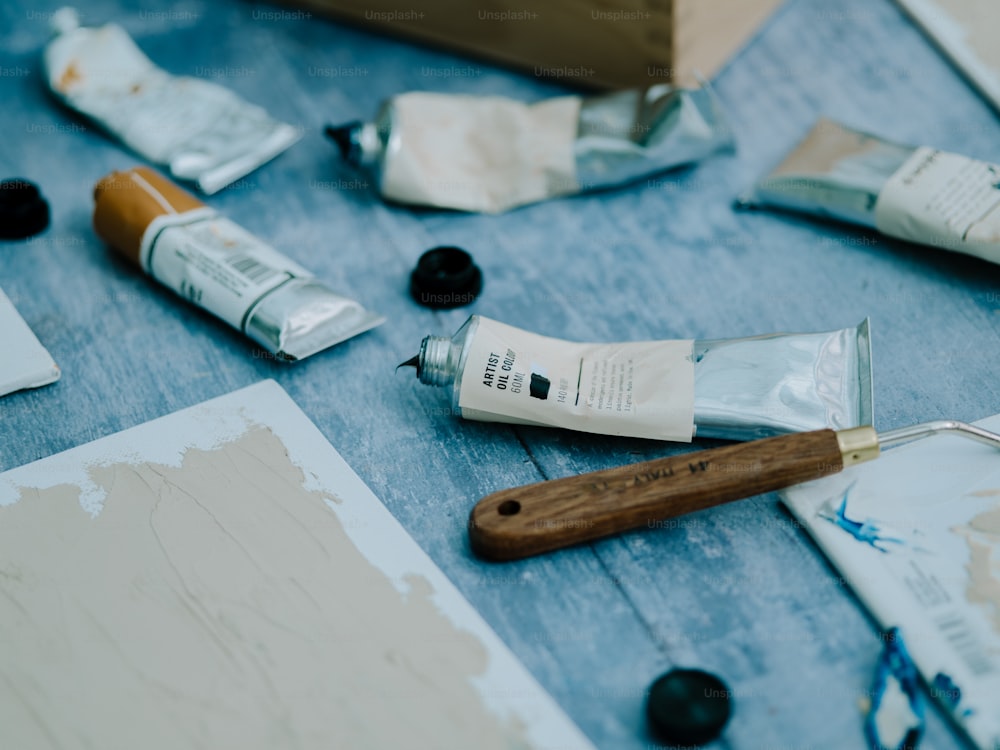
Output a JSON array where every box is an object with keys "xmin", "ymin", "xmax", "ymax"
[{"xmin": 469, "ymin": 429, "xmax": 845, "ymax": 561}]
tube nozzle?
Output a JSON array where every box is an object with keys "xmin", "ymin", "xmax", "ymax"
[
  {"xmin": 396, "ymin": 354, "xmax": 421, "ymax": 376},
  {"xmin": 324, "ymin": 122, "xmax": 363, "ymax": 165}
]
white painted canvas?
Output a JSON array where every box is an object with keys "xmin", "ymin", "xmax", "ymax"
[
  {"xmin": 0, "ymin": 286, "xmax": 59, "ymax": 397},
  {"xmin": 0, "ymin": 379, "xmax": 596, "ymax": 750},
  {"xmin": 782, "ymin": 414, "xmax": 1000, "ymax": 749}
]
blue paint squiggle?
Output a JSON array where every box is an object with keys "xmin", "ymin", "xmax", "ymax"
[
  {"xmin": 866, "ymin": 627, "xmax": 925, "ymax": 750},
  {"xmin": 826, "ymin": 487, "xmax": 905, "ymax": 552}
]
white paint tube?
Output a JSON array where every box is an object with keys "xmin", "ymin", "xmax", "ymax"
[
  {"xmin": 43, "ymin": 8, "xmax": 300, "ymax": 194},
  {"xmin": 739, "ymin": 117, "xmax": 1000, "ymax": 265},
  {"xmin": 327, "ymin": 85, "xmax": 734, "ymax": 213},
  {"xmin": 401, "ymin": 315, "xmax": 873, "ymax": 442}
]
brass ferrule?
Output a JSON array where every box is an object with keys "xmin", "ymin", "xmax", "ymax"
[{"xmin": 836, "ymin": 426, "xmax": 880, "ymax": 467}]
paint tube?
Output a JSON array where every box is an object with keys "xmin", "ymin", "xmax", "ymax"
[
  {"xmin": 326, "ymin": 85, "xmax": 734, "ymax": 213},
  {"xmin": 92, "ymin": 167, "xmax": 383, "ymax": 361},
  {"xmin": 739, "ymin": 118, "xmax": 1000, "ymax": 265},
  {"xmin": 43, "ymin": 8, "xmax": 300, "ymax": 194},
  {"xmin": 400, "ymin": 315, "xmax": 872, "ymax": 442}
]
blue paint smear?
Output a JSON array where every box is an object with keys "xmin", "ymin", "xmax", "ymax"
[
  {"xmin": 866, "ymin": 627, "xmax": 925, "ymax": 750},
  {"xmin": 931, "ymin": 672, "xmax": 975, "ymax": 718},
  {"xmin": 827, "ymin": 487, "xmax": 905, "ymax": 552}
]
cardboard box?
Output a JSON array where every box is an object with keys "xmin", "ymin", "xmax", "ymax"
[{"xmin": 287, "ymin": 0, "xmax": 784, "ymax": 88}]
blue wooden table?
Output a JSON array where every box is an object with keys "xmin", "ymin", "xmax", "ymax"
[{"xmin": 2, "ymin": 0, "xmax": 998, "ymax": 747}]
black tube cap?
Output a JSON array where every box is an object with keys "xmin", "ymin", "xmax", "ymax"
[
  {"xmin": 410, "ymin": 246, "xmax": 482, "ymax": 309},
  {"xmin": 646, "ymin": 668, "xmax": 732, "ymax": 746},
  {"xmin": 324, "ymin": 122, "xmax": 363, "ymax": 165},
  {"xmin": 0, "ymin": 178, "xmax": 50, "ymax": 240}
]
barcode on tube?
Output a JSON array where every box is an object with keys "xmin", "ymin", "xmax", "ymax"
[
  {"xmin": 935, "ymin": 612, "xmax": 993, "ymax": 675},
  {"xmin": 228, "ymin": 255, "xmax": 280, "ymax": 283}
]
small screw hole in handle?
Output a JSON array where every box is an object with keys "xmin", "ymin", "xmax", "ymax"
[{"xmin": 497, "ymin": 500, "xmax": 521, "ymax": 516}]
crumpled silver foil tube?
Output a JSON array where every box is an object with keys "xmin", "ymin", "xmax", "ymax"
[
  {"xmin": 739, "ymin": 117, "xmax": 1000, "ymax": 266},
  {"xmin": 44, "ymin": 8, "xmax": 300, "ymax": 194},
  {"xmin": 692, "ymin": 319, "xmax": 873, "ymax": 441},
  {"xmin": 738, "ymin": 118, "xmax": 913, "ymax": 228},
  {"xmin": 327, "ymin": 85, "xmax": 734, "ymax": 213}
]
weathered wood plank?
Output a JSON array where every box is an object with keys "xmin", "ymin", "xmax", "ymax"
[{"xmin": 2, "ymin": 0, "xmax": 994, "ymax": 746}]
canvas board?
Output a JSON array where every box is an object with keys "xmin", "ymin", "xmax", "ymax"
[
  {"xmin": 0, "ymin": 286, "xmax": 59, "ymax": 397},
  {"xmin": 782, "ymin": 414, "xmax": 1000, "ymax": 749},
  {"xmin": 0, "ymin": 379, "xmax": 596, "ymax": 750}
]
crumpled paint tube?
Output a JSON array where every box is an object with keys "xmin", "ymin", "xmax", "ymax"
[
  {"xmin": 739, "ymin": 117, "xmax": 1000, "ymax": 265},
  {"xmin": 400, "ymin": 315, "xmax": 872, "ymax": 442},
  {"xmin": 43, "ymin": 8, "xmax": 300, "ymax": 194},
  {"xmin": 326, "ymin": 85, "xmax": 734, "ymax": 213},
  {"xmin": 92, "ymin": 167, "xmax": 383, "ymax": 360},
  {"xmin": 866, "ymin": 627, "xmax": 925, "ymax": 750}
]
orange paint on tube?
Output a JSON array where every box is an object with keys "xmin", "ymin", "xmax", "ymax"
[{"xmin": 94, "ymin": 167, "xmax": 203, "ymax": 267}]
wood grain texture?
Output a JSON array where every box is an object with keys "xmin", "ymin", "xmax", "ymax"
[
  {"xmin": 471, "ymin": 430, "xmax": 844, "ymax": 560},
  {"xmin": 0, "ymin": 0, "xmax": 995, "ymax": 747}
]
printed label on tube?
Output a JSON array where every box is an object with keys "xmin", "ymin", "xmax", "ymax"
[
  {"xmin": 140, "ymin": 212, "xmax": 311, "ymax": 332},
  {"xmin": 458, "ymin": 318, "xmax": 695, "ymax": 441},
  {"xmin": 875, "ymin": 147, "xmax": 1000, "ymax": 264}
]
